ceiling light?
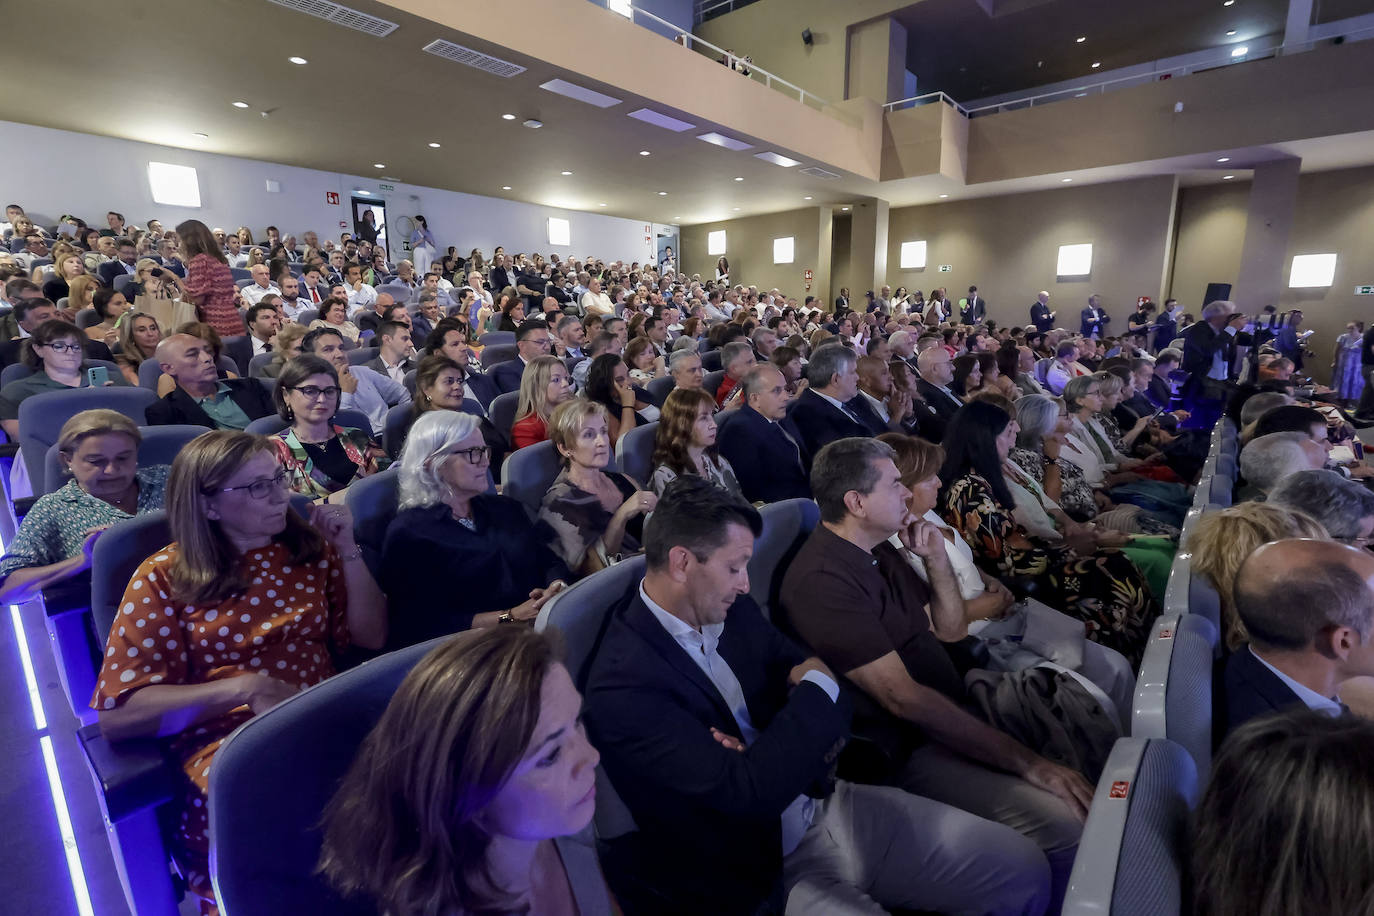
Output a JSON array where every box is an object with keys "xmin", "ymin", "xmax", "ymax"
[
  {"xmin": 1061, "ymin": 178, "xmax": 1074, "ymax": 183},
  {"xmin": 1076, "ymin": 36, "xmax": 1086, "ymax": 43},
  {"xmin": 1223, "ymin": 0, "xmax": 1234, "ymax": 5},
  {"xmin": 938, "ymin": 193, "xmax": 949, "ymax": 198},
  {"xmin": 755, "ymin": 151, "xmax": 801, "ymax": 168},
  {"xmin": 697, "ymin": 131, "xmax": 753, "ymax": 151},
  {"xmin": 1226, "ymin": 29, "xmax": 1237, "ymax": 36},
  {"xmin": 842, "ymin": 206, "xmax": 850, "ymax": 211},
  {"xmin": 502, "ymin": 113, "xmax": 516, "ymax": 120},
  {"xmin": 1091, "ymin": 61, "xmax": 1101, "ymax": 68},
  {"xmin": 428, "ymin": 142, "xmax": 441, "ymax": 148},
  {"xmin": 356, "ymin": 190, "xmax": 371, "ymax": 196},
  {"xmin": 522, "ymin": 119, "xmax": 543, "ymax": 129},
  {"xmin": 599, "ymin": 203, "xmax": 607, "ymax": 207},
  {"xmin": 639, "ymin": 150, "xmax": 651, "ymax": 156},
  {"xmin": 628, "ymin": 108, "xmax": 696, "ymax": 131},
  {"xmin": 658, "ymin": 191, "xmax": 668, "ymax": 196},
  {"xmin": 192, "ymin": 132, "xmax": 208, "ymax": 139},
  {"xmin": 374, "ymin": 163, "xmax": 385, "ymax": 169},
  {"xmin": 1231, "ymin": 46, "xmax": 1248, "ymax": 57},
  {"xmin": 539, "ymin": 78, "xmax": 622, "ymax": 108},
  {"xmin": 501, "ymin": 185, "xmax": 512, "ymax": 190},
  {"xmin": 232, "ymin": 101, "xmax": 249, "ymax": 108},
  {"xmin": 733, "ymin": 207, "xmax": 741, "ymax": 211},
  {"xmin": 1223, "ymin": 174, "xmax": 1235, "ymax": 180},
  {"xmin": 1217, "ymin": 156, "xmax": 1231, "ymax": 162},
  {"xmin": 288, "ymin": 56, "xmax": 308, "ymax": 65},
  {"xmin": 674, "ymin": 216, "xmax": 681, "ymax": 220},
  {"xmin": 561, "ymin": 170, "xmax": 573, "ymax": 175},
  {"xmin": 733, "ymin": 177, "xmax": 744, "ymax": 182},
  {"xmin": 803, "ymin": 196, "xmax": 812, "ymax": 200}
]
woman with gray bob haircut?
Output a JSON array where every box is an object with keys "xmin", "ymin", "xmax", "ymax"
[
  {"xmin": 380, "ymin": 410, "xmax": 570, "ymax": 648},
  {"xmin": 1268, "ymin": 468, "xmax": 1374, "ymax": 544}
]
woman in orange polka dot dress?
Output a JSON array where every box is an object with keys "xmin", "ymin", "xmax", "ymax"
[{"xmin": 91, "ymin": 430, "xmax": 388, "ymax": 915}]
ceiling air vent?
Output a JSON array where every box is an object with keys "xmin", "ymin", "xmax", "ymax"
[
  {"xmin": 422, "ymin": 39, "xmax": 527, "ymax": 78},
  {"xmin": 799, "ymin": 166, "xmax": 841, "ymax": 179},
  {"xmin": 265, "ymin": 0, "xmax": 398, "ymax": 37}
]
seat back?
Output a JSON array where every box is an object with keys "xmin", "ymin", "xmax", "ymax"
[
  {"xmin": 703, "ymin": 369, "xmax": 726, "ymax": 400},
  {"xmin": 645, "ymin": 375, "xmax": 675, "ymax": 407},
  {"xmin": 1061, "ymin": 737, "xmax": 1198, "ymax": 916},
  {"xmin": 748, "ymin": 498, "xmax": 820, "ymax": 619},
  {"xmin": 501, "ymin": 439, "xmax": 562, "ymax": 520},
  {"xmin": 615, "ymin": 421, "xmax": 658, "ymax": 487},
  {"xmin": 75, "ymin": 307, "xmax": 102, "ymax": 329},
  {"xmin": 113, "ymin": 274, "xmax": 134, "ymax": 294},
  {"xmin": 18, "ymin": 386, "xmax": 159, "ymax": 483},
  {"xmin": 136, "ymin": 356, "xmax": 162, "ymax": 390},
  {"xmin": 346, "ymin": 346, "xmax": 378, "ymax": 366},
  {"xmin": 487, "ymin": 390, "xmax": 520, "ymax": 445},
  {"xmin": 247, "ymin": 352, "xmax": 275, "ymax": 378},
  {"xmin": 535, "ymin": 556, "xmax": 646, "ymax": 841},
  {"xmin": 478, "ymin": 331, "xmax": 515, "ymax": 347},
  {"xmin": 1035, "ymin": 357, "xmax": 1053, "ymax": 384},
  {"xmin": 294, "ymin": 308, "xmax": 319, "ymax": 326},
  {"xmin": 343, "ymin": 467, "xmax": 399, "ymax": 579},
  {"xmin": 209, "ymin": 637, "xmax": 447, "ymax": 916},
  {"xmin": 90, "ymin": 511, "xmax": 173, "ymax": 644},
  {"xmin": 700, "ymin": 349, "xmax": 722, "ymax": 371},
  {"xmin": 381, "ymin": 404, "xmax": 412, "ymax": 460},
  {"xmin": 480, "ymin": 343, "xmax": 517, "ymax": 368},
  {"xmin": 42, "ymin": 424, "xmax": 205, "ymax": 496},
  {"xmin": 375, "ymin": 282, "xmax": 413, "ymax": 304},
  {"xmin": 1131, "ymin": 613, "xmax": 1217, "ymax": 779},
  {"xmin": 243, "ymin": 408, "xmax": 372, "ymax": 439}
]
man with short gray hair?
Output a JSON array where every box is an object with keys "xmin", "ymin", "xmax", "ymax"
[
  {"xmin": 1181, "ymin": 299, "xmax": 1247, "ymax": 426},
  {"xmin": 1238, "ymin": 431, "xmax": 1329, "ymax": 499},
  {"xmin": 718, "ymin": 363, "xmax": 810, "ymax": 503},
  {"xmin": 1268, "ymin": 469, "xmax": 1374, "ymax": 544},
  {"xmin": 788, "ymin": 344, "xmax": 869, "ymax": 466}
]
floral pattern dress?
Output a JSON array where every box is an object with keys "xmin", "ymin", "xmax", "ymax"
[{"xmin": 940, "ymin": 471, "xmax": 1157, "ymax": 666}]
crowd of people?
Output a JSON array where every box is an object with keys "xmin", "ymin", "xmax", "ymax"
[{"xmin": 1, "ymin": 202, "xmax": 1372, "ymax": 915}]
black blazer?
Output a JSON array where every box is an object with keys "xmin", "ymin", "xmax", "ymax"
[
  {"xmin": 461, "ymin": 368, "xmax": 499, "ymax": 411},
  {"xmin": 489, "ymin": 357, "xmax": 526, "ymax": 395},
  {"xmin": 962, "ymin": 295, "xmax": 986, "ymax": 324},
  {"xmin": 585, "ymin": 588, "xmax": 851, "ymax": 916},
  {"xmin": 1030, "ymin": 301, "xmax": 1055, "ymax": 333},
  {"xmin": 847, "ymin": 392, "xmax": 920, "ymax": 438},
  {"xmin": 788, "ymin": 388, "xmax": 871, "ymax": 468},
  {"xmin": 717, "ymin": 404, "xmax": 810, "ymax": 504},
  {"xmin": 914, "ymin": 376, "xmax": 963, "ymax": 442},
  {"xmin": 98, "ymin": 259, "xmax": 137, "ymax": 288},
  {"xmin": 1181, "ymin": 320, "xmax": 1236, "ymax": 387},
  {"xmin": 0, "ymin": 337, "xmax": 112, "ymax": 370},
  {"xmin": 1150, "ymin": 313, "xmax": 1178, "ymax": 350},
  {"xmin": 144, "ymin": 378, "xmax": 276, "ymax": 429},
  {"xmin": 488, "ymin": 266, "xmax": 514, "ymax": 291},
  {"xmin": 1219, "ymin": 646, "xmax": 1312, "ymax": 741}
]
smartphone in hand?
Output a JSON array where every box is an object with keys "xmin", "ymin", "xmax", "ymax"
[{"xmin": 86, "ymin": 366, "xmax": 110, "ymax": 387}]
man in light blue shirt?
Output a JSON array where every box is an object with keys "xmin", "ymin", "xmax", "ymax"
[{"xmin": 302, "ymin": 327, "xmax": 409, "ymax": 436}]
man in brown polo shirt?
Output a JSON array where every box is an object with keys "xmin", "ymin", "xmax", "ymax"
[{"xmin": 779, "ymin": 437, "xmax": 1093, "ymax": 912}]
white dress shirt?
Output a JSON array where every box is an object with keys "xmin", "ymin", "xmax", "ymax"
[
  {"xmin": 345, "ymin": 282, "xmax": 378, "ymax": 316},
  {"xmin": 240, "ymin": 283, "xmax": 280, "ymax": 307},
  {"xmin": 341, "ymin": 364, "xmax": 410, "ymax": 435},
  {"xmin": 639, "ymin": 582, "xmax": 838, "ymax": 856}
]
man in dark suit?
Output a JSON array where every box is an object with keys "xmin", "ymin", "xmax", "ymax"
[
  {"xmin": 787, "ymin": 344, "xmax": 870, "ymax": 467},
  {"xmin": 1219, "ymin": 539, "xmax": 1374, "ymax": 741},
  {"xmin": 849, "ymin": 355, "xmax": 919, "ymax": 436},
  {"xmin": 0, "ymin": 298, "xmax": 111, "ymax": 367},
  {"xmin": 487, "ymin": 253, "xmax": 515, "ymax": 292},
  {"xmin": 833, "ymin": 286, "xmax": 849, "ymax": 312},
  {"xmin": 962, "ymin": 285, "xmax": 986, "ymax": 325},
  {"xmin": 1149, "ymin": 298, "xmax": 1181, "ymax": 353},
  {"xmin": 585, "ymin": 478, "xmax": 1047, "ymax": 916},
  {"xmin": 490, "ymin": 321, "xmax": 554, "ymax": 394},
  {"xmin": 97, "ymin": 238, "xmax": 138, "ymax": 288},
  {"xmin": 145, "ymin": 333, "xmax": 274, "ymax": 429},
  {"xmin": 364, "ymin": 319, "xmax": 416, "ymax": 384},
  {"xmin": 718, "ymin": 365, "xmax": 810, "ymax": 503},
  {"xmin": 1181, "ymin": 300, "xmax": 1246, "ymax": 427},
  {"xmin": 1079, "ymin": 295, "xmax": 1109, "ymax": 339},
  {"xmin": 1029, "ymin": 290, "xmax": 1056, "ymax": 333},
  {"xmin": 913, "ymin": 346, "xmax": 964, "ymax": 443}
]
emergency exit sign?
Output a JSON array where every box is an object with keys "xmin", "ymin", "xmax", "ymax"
[
  {"xmin": 938, "ymin": 264, "xmax": 953, "ymax": 272},
  {"xmin": 1356, "ymin": 285, "xmax": 1374, "ymax": 295}
]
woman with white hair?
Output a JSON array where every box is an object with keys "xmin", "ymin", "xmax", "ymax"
[{"xmin": 380, "ymin": 410, "xmax": 569, "ymax": 648}]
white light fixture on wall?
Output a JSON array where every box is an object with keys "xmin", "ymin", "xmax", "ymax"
[
  {"xmin": 773, "ymin": 237, "xmax": 795, "ymax": 264},
  {"xmin": 1056, "ymin": 243, "xmax": 1093, "ymax": 277},
  {"xmin": 547, "ymin": 217, "xmax": 571, "ymax": 247},
  {"xmin": 900, "ymin": 240, "xmax": 927, "ymax": 270},
  {"xmin": 1289, "ymin": 253, "xmax": 1337, "ymax": 288},
  {"xmin": 707, "ymin": 230, "xmax": 727, "ymax": 255},
  {"xmin": 147, "ymin": 162, "xmax": 201, "ymax": 207},
  {"xmin": 607, "ymin": 0, "xmax": 632, "ymax": 18}
]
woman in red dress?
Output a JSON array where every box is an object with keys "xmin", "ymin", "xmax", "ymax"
[{"xmin": 177, "ymin": 219, "xmax": 246, "ymax": 339}]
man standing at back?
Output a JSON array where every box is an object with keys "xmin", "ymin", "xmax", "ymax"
[
  {"xmin": 1181, "ymin": 300, "xmax": 1247, "ymax": 427},
  {"xmin": 585, "ymin": 478, "xmax": 1050, "ymax": 916},
  {"xmin": 1029, "ymin": 290, "xmax": 1056, "ymax": 334}
]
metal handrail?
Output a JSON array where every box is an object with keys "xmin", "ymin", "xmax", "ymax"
[
  {"xmin": 882, "ymin": 91, "xmax": 969, "ymax": 117},
  {"xmin": 616, "ymin": 2, "xmax": 830, "ymax": 110}
]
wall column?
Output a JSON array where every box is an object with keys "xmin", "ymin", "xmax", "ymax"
[
  {"xmin": 1234, "ymin": 158, "xmax": 1301, "ymax": 313},
  {"xmin": 845, "ymin": 17, "xmax": 907, "ymax": 104},
  {"xmin": 1283, "ymin": 0, "xmax": 1314, "ymax": 49},
  {"xmin": 848, "ymin": 198, "xmax": 890, "ymax": 301}
]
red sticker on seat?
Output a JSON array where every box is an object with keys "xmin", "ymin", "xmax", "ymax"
[{"xmin": 1109, "ymin": 781, "xmax": 1130, "ymax": 799}]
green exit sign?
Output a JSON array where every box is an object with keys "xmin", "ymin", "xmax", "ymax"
[
  {"xmin": 378, "ymin": 183, "xmax": 395, "ymax": 191},
  {"xmin": 1356, "ymin": 285, "xmax": 1374, "ymax": 295}
]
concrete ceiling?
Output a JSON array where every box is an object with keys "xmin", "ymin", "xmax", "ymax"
[{"xmin": 2, "ymin": 0, "xmax": 1372, "ymax": 228}]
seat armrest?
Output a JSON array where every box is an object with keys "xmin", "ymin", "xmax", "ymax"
[
  {"xmin": 78, "ymin": 722, "xmax": 176, "ymax": 822},
  {"xmin": 40, "ymin": 572, "xmax": 92, "ymax": 617}
]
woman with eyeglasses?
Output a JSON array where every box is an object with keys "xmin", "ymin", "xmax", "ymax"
[
  {"xmin": 0, "ymin": 318, "xmax": 128, "ymax": 439},
  {"xmin": 268, "ymin": 356, "xmax": 389, "ymax": 501},
  {"xmin": 92, "ymin": 429, "xmax": 386, "ymax": 915},
  {"xmin": 381, "ymin": 411, "xmax": 569, "ymax": 648}
]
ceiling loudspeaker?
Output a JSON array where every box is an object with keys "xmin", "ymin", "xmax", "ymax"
[{"xmin": 801, "ymin": 28, "xmax": 813, "ymax": 46}]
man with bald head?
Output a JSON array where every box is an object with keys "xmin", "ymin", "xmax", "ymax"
[
  {"xmin": 1029, "ymin": 290, "xmax": 1055, "ymax": 333},
  {"xmin": 717, "ymin": 363, "xmax": 810, "ymax": 503},
  {"xmin": 1221, "ymin": 538, "xmax": 1374, "ymax": 738},
  {"xmin": 145, "ymin": 334, "xmax": 275, "ymax": 429},
  {"xmin": 914, "ymin": 346, "xmax": 962, "ymax": 442},
  {"xmin": 850, "ymin": 355, "xmax": 917, "ymax": 436},
  {"xmin": 357, "ymin": 291, "xmax": 397, "ymax": 337}
]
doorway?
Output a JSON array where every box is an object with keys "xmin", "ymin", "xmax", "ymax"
[{"xmin": 351, "ymin": 197, "xmax": 389, "ymax": 261}]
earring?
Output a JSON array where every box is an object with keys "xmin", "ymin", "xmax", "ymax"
[{"xmin": 284, "ymin": 405, "xmax": 294, "ymax": 420}]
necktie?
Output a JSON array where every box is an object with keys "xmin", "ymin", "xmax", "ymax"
[
  {"xmin": 264, "ymin": 342, "xmax": 273, "ymax": 352},
  {"xmin": 310, "ymin": 286, "xmax": 321, "ymax": 303},
  {"xmin": 840, "ymin": 402, "xmax": 865, "ymax": 426}
]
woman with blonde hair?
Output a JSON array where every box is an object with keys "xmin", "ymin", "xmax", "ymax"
[
  {"xmin": 539, "ymin": 399, "xmax": 656, "ymax": 576},
  {"xmin": 113, "ymin": 310, "xmax": 162, "ymax": 385},
  {"xmin": 41, "ymin": 250, "xmax": 88, "ymax": 302},
  {"xmin": 649, "ymin": 387, "xmax": 741, "ymax": 497},
  {"xmin": 236, "ymin": 226, "xmax": 254, "ymax": 246},
  {"xmin": 91, "ymin": 430, "xmax": 385, "ymax": 915},
  {"xmin": 318, "ymin": 627, "xmax": 610, "ymax": 916},
  {"xmin": 0, "ymin": 410, "xmax": 168, "ymax": 604},
  {"xmin": 262, "ymin": 323, "xmax": 308, "ymax": 379},
  {"xmin": 1189, "ymin": 501, "xmax": 1329, "ymax": 652},
  {"xmin": 66, "ymin": 273, "xmax": 99, "ymax": 315},
  {"xmin": 510, "ymin": 355, "xmax": 574, "ymax": 450}
]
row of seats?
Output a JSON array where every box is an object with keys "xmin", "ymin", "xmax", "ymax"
[{"xmin": 1059, "ymin": 417, "xmax": 1236, "ymax": 914}]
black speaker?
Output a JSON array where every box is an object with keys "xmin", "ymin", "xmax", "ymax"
[
  {"xmin": 1202, "ymin": 282, "xmax": 1231, "ymax": 306},
  {"xmin": 801, "ymin": 28, "xmax": 813, "ymax": 45}
]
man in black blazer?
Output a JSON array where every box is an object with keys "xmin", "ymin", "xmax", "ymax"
[
  {"xmin": 97, "ymin": 239, "xmax": 138, "ymax": 288},
  {"xmin": 962, "ymin": 285, "xmax": 986, "ymax": 324},
  {"xmin": 585, "ymin": 478, "xmax": 1044, "ymax": 916},
  {"xmin": 490, "ymin": 322, "xmax": 554, "ymax": 395},
  {"xmin": 913, "ymin": 346, "xmax": 964, "ymax": 443},
  {"xmin": 1149, "ymin": 298, "xmax": 1181, "ymax": 353},
  {"xmin": 144, "ymin": 333, "xmax": 275, "ymax": 429},
  {"xmin": 1219, "ymin": 539, "xmax": 1374, "ymax": 741},
  {"xmin": 1029, "ymin": 290, "xmax": 1056, "ymax": 333},
  {"xmin": 717, "ymin": 365, "xmax": 810, "ymax": 503},
  {"xmin": 833, "ymin": 287, "xmax": 849, "ymax": 312},
  {"xmin": 1181, "ymin": 300, "xmax": 1246, "ymax": 426},
  {"xmin": 849, "ymin": 355, "xmax": 919, "ymax": 437},
  {"xmin": 1079, "ymin": 295, "xmax": 1110, "ymax": 339},
  {"xmin": 0, "ymin": 298, "xmax": 113, "ymax": 368},
  {"xmin": 788, "ymin": 344, "xmax": 870, "ymax": 467}
]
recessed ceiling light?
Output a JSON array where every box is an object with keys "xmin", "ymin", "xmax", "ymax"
[
  {"xmin": 841, "ymin": 206, "xmax": 850, "ymax": 211},
  {"xmin": 1223, "ymin": 174, "xmax": 1236, "ymax": 180},
  {"xmin": 1091, "ymin": 61, "xmax": 1101, "ymax": 68},
  {"xmin": 938, "ymin": 193, "xmax": 949, "ymax": 198},
  {"xmin": 673, "ymin": 216, "xmax": 681, "ymax": 220},
  {"xmin": 428, "ymin": 142, "xmax": 441, "ymax": 148},
  {"xmin": 1231, "ymin": 46, "xmax": 1248, "ymax": 57},
  {"xmin": 627, "ymin": 107, "xmax": 695, "ymax": 131},
  {"xmin": 697, "ymin": 131, "xmax": 753, "ymax": 151},
  {"xmin": 539, "ymin": 78, "xmax": 622, "ymax": 108},
  {"xmin": 733, "ymin": 207, "xmax": 741, "ymax": 211},
  {"xmin": 658, "ymin": 191, "xmax": 668, "ymax": 196},
  {"xmin": 522, "ymin": 119, "xmax": 543, "ymax": 129},
  {"xmin": 288, "ymin": 56, "xmax": 308, "ymax": 65},
  {"xmin": 1062, "ymin": 178, "xmax": 1074, "ymax": 183},
  {"xmin": 1076, "ymin": 36, "xmax": 1086, "ymax": 43},
  {"xmin": 1223, "ymin": 0, "xmax": 1234, "ymax": 5},
  {"xmin": 561, "ymin": 170, "xmax": 573, "ymax": 176},
  {"xmin": 501, "ymin": 185, "xmax": 512, "ymax": 190},
  {"xmin": 1226, "ymin": 29, "xmax": 1237, "ymax": 36},
  {"xmin": 502, "ymin": 113, "xmax": 516, "ymax": 120},
  {"xmin": 755, "ymin": 151, "xmax": 801, "ymax": 168},
  {"xmin": 639, "ymin": 150, "xmax": 651, "ymax": 156},
  {"xmin": 599, "ymin": 203, "xmax": 607, "ymax": 207},
  {"xmin": 1217, "ymin": 156, "xmax": 1231, "ymax": 162},
  {"xmin": 232, "ymin": 101, "xmax": 249, "ymax": 108},
  {"xmin": 356, "ymin": 190, "xmax": 371, "ymax": 196},
  {"xmin": 803, "ymin": 196, "xmax": 812, "ymax": 200},
  {"xmin": 192, "ymin": 132, "xmax": 208, "ymax": 139},
  {"xmin": 374, "ymin": 163, "xmax": 385, "ymax": 169},
  {"xmin": 733, "ymin": 177, "xmax": 744, "ymax": 181}
]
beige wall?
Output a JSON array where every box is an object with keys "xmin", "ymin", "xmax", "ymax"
[
  {"xmin": 1171, "ymin": 165, "xmax": 1374, "ymax": 383},
  {"xmin": 884, "ymin": 176, "xmax": 1179, "ymax": 330},
  {"xmin": 681, "ymin": 207, "xmax": 829, "ymax": 298}
]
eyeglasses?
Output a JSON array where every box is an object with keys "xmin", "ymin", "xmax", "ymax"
[
  {"xmin": 291, "ymin": 385, "xmax": 340, "ymax": 401},
  {"xmin": 44, "ymin": 341, "xmax": 82, "ymax": 353},
  {"xmin": 211, "ymin": 469, "xmax": 289, "ymax": 499},
  {"xmin": 443, "ymin": 446, "xmax": 491, "ymax": 465}
]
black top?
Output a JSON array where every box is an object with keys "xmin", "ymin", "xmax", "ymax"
[
  {"xmin": 41, "ymin": 276, "xmax": 69, "ymax": 302},
  {"xmin": 380, "ymin": 495, "xmax": 570, "ymax": 648},
  {"xmin": 303, "ymin": 437, "xmax": 356, "ymax": 488}
]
